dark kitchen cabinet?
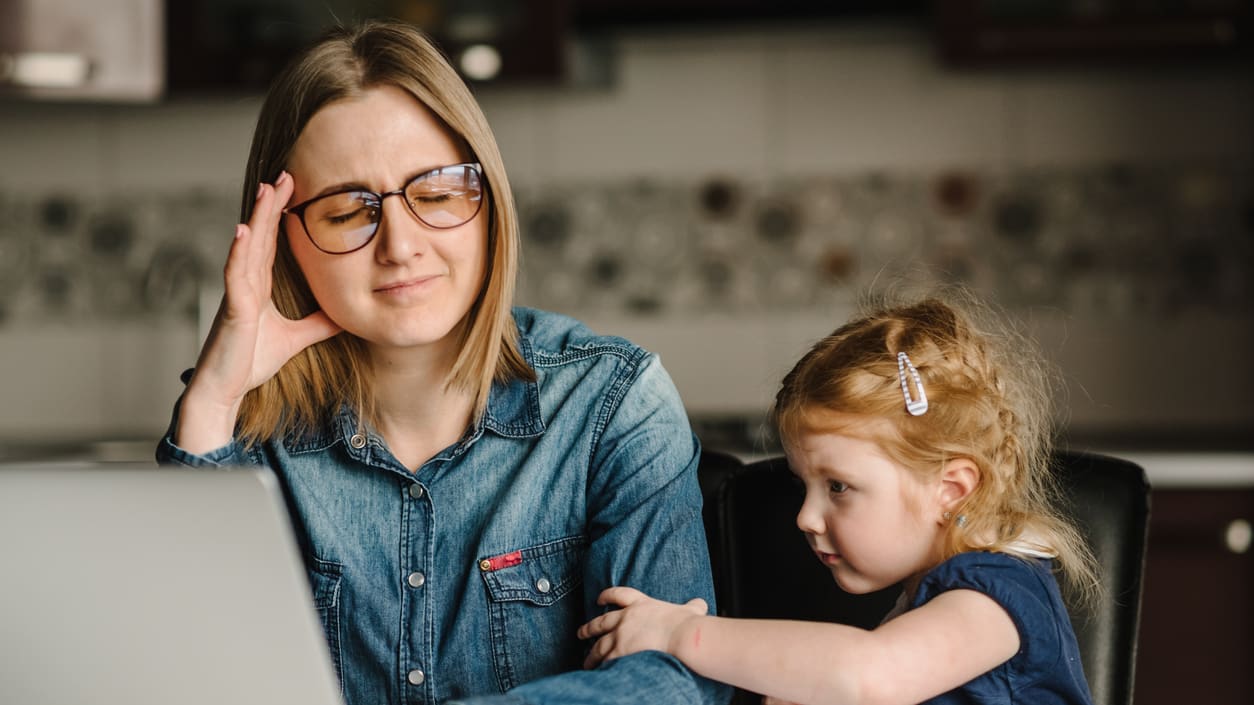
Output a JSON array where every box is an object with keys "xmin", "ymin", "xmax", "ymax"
[
  {"xmin": 165, "ymin": 0, "xmax": 570, "ymax": 93},
  {"xmin": 1135, "ymin": 488, "xmax": 1254, "ymax": 704}
]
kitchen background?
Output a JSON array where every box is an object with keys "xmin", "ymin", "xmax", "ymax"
[
  {"xmin": 1, "ymin": 1, "xmax": 1251, "ymax": 455},
  {"xmin": 2, "ymin": 2, "xmax": 1252, "ymax": 701}
]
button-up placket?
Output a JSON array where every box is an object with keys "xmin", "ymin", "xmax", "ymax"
[{"xmin": 401, "ymin": 468, "xmax": 434, "ymax": 701}]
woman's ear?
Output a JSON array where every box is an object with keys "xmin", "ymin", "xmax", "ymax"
[{"xmin": 936, "ymin": 457, "xmax": 979, "ymax": 520}]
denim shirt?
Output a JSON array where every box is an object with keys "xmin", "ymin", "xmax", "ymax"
[{"xmin": 157, "ymin": 307, "xmax": 731, "ymax": 705}]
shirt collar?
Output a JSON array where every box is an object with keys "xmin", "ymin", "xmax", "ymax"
[
  {"xmin": 325, "ymin": 331, "xmax": 545, "ymax": 454},
  {"xmin": 479, "ymin": 332, "xmax": 545, "ymax": 439}
]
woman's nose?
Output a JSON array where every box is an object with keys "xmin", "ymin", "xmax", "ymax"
[{"xmin": 374, "ymin": 197, "xmax": 430, "ymax": 263}]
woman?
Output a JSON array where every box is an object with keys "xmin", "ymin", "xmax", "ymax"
[{"xmin": 157, "ymin": 20, "xmax": 728, "ymax": 705}]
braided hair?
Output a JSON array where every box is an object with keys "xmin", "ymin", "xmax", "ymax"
[{"xmin": 771, "ymin": 294, "xmax": 1099, "ymax": 608}]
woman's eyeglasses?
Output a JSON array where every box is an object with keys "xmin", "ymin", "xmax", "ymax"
[{"xmin": 283, "ymin": 162, "xmax": 485, "ymax": 254}]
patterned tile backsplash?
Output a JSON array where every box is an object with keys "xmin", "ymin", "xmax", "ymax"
[
  {"xmin": 0, "ymin": 189, "xmax": 238, "ymax": 324},
  {"xmin": 514, "ymin": 164, "xmax": 1252, "ymax": 319},
  {"xmin": 0, "ymin": 164, "xmax": 1250, "ymax": 325}
]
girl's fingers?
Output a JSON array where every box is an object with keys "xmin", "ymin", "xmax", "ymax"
[
  {"xmin": 597, "ymin": 586, "xmax": 645, "ymax": 607},
  {"xmin": 576, "ymin": 617, "xmax": 594, "ymax": 640},
  {"xmin": 684, "ymin": 597, "xmax": 709, "ymax": 614},
  {"xmin": 577, "ymin": 609, "xmax": 621, "ymax": 640},
  {"xmin": 582, "ymin": 634, "xmax": 615, "ymax": 670}
]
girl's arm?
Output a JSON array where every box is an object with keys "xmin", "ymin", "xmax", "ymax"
[{"xmin": 579, "ymin": 586, "xmax": 1020, "ymax": 705}]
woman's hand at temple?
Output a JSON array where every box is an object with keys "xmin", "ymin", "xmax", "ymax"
[
  {"xmin": 577, "ymin": 587, "xmax": 709, "ymax": 670},
  {"xmin": 176, "ymin": 172, "xmax": 342, "ymax": 454}
]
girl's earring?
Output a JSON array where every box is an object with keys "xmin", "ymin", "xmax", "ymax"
[
  {"xmin": 955, "ymin": 514, "xmax": 969, "ymax": 528},
  {"xmin": 943, "ymin": 511, "xmax": 952, "ymax": 521}
]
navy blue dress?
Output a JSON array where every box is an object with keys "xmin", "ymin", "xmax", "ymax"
[{"xmin": 907, "ymin": 551, "xmax": 1094, "ymax": 705}]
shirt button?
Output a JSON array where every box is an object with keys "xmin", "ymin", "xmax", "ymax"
[
  {"xmin": 407, "ymin": 571, "xmax": 426, "ymax": 588},
  {"xmin": 536, "ymin": 577, "xmax": 552, "ymax": 593},
  {"xmin": 407, "ymin": 669, "xmax": 425, "ymax": 686},
  {"xmin": 409, "ymin": 484, "xmax": 425, "ymax": 499},
  {"xmin": 479, "ymin": 559, "xmax": 492, "ymax": 571},
  {"xmin": 349, "ymin": 433, "xmax": 367, "ymax": 449}
]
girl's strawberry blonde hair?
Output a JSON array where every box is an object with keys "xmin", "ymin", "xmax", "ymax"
[{"xmin": 770, "ymin": 293, "xmax": 1099, "ymax": 608}]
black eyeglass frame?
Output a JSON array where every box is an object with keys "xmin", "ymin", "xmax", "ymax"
[{"xmin": 282, "ymin": 161, "xmax": 486, "ymax": 255}]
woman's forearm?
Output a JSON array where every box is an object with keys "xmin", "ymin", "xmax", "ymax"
[{"xmin": 172, "ymin": 381, "xmax": 242, "ymax": 454}]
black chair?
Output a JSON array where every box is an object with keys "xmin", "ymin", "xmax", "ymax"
[{"xmin": 698, "ymin": 448, "xmax": 1150, "ymax": 705}]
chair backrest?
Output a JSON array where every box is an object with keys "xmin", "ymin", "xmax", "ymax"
[{"xmin": 698, "ymin": 448, "xmax": 1150, "ymax": 705}]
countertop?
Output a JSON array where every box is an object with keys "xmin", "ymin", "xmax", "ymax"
[
  {"xmin": 4, "ymin": 438, "xmax": 1253, "ymax": 489},
  {"xmin": 1103, "ymin": 451, "xmax": 1254, "ymax": 489}
]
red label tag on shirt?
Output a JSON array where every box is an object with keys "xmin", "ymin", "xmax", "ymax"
[{"xmin": 480, "ymin": 550, "xmax": 523, "ymax": 572}]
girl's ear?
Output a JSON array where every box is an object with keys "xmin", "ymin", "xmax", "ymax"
[{"xmin": 936, "ymin": 457, "xmax": 979, "ymax": 521}]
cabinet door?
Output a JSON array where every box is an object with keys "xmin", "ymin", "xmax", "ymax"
[
  {"xmin": 1135, "ymin": 489, "xmax": 1254, "ymax": 704},
  {"xmin": 0, "ymin": 0, "xmax": 162, "ymax": 100}
]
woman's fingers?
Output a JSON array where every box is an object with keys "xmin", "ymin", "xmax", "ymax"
[
  {"xmin": 242, "ymin": 183, "xmax": 270, "ymax": 282},
  {"xmin": 178, "ymin": 173, "xmax": 310, "ymax": 455},
  {"xmin": 285, "ymin": 309, "xmax": 344, "ymax": 351},
  {"xmin": 206, "ymin": 173, "xmax": 313, "ymax": 395},
  {"xmin": 224, "ymin": 182, "xmax": 277, "ymax": 311},
  {"xmin": 259, "ymin": 172, "xmax": 293, "ymax": 276},
  {"xmin": 222, "ymin": 224, "xmax": 253, "ymax": 304},
  {"xmin": 236, "ymin": 172, "xmax": 292, "ymax": 289}
]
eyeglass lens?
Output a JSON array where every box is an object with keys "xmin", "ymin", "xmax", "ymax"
[{"xmin": 301, "ymin": 163, "xmax": 483, "ymax": 253}]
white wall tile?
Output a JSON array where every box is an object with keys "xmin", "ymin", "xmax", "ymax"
[
  {"xmin": 108, "ymin": 97, "xmax": 262, "ymax": 192},
  {"xmin": 1007, "ymin": 68, "xmax": 1254, "ymax": 167},
  {"xmin": 0, "ymin": 324, "xmax": 109, "ymax": 437},
  {"xmin": 0, "ymin": 322, "xmax": 197, "ymax": 440},
  {"xmin": 775, "ymin": 29, "xmax": 1008, "ymax": 172},
  {"xmin": 0, "ymin": 103, "xmax": 110, "ymax": 195},
  {"xmin": 542, "ymin": 33, "xmax": 772, "ymax": 180},
  {"xmin": 476, "ymin": 90, "xmax": 555, "ymax": 184}
]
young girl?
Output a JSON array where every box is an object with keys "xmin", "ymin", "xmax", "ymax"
[{"xmin": 578, "ymin": 297, "xmax": 1099, "ymax": 705}]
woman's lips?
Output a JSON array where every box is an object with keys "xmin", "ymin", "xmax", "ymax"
[{"xmin": 374, "ymin": 275, "xmax": 438, "ymax": 296}]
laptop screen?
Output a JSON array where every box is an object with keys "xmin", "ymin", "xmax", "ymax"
[{"xmin": 0, "ymin": 463, "xmax": 344, "ymax": 705}]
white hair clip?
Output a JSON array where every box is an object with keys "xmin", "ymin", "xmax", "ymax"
[{"xmin": 896, "ymin": 351, "xmax": 929, "ymax": 416}]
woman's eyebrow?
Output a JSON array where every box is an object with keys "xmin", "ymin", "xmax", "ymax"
[
  {"xmin": 306, "ymin": 164, "xmax": 452, "ymax": 199},
  {"xmin": 309, "ymin": 180, "xmax": 373, "ymax": 199}
]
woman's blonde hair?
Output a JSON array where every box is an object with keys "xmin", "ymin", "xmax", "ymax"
[
  {"xmin": 235, "ymin": 20, "xmax": 532, "ymax": 444},
  {"xmin": 771, "ymin": 294, "xmax": 1099, "ymax": 607}
]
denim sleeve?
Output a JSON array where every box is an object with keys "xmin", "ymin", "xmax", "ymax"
[
  {"xmin": 153, "ymin": 370, "xmax": 253, "ymax": 468},
  {"xmin": 452, "ymin": 354, "xmax": 733, "ymax": 705}
]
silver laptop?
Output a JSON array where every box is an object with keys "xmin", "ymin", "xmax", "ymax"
[{"xmin": 0, "ymin": 463, "xmax": 344, "ymax": 705}]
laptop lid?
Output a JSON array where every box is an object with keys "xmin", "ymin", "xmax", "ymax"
[{"xmin": 0, "ymin": 463, "xmax": 344, "ymax": 705}]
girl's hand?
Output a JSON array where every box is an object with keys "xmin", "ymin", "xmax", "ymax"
[
  {"xmin": 762, "ymin": 698, "xmax": 803, "ymax": 705},
  {"xmin": 577, "ymin": 586, "xmax": 708, "ymax": 669},
  {"xmin": 175, "ymin": 172, "xmax": 342, "ymax": 453}
]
